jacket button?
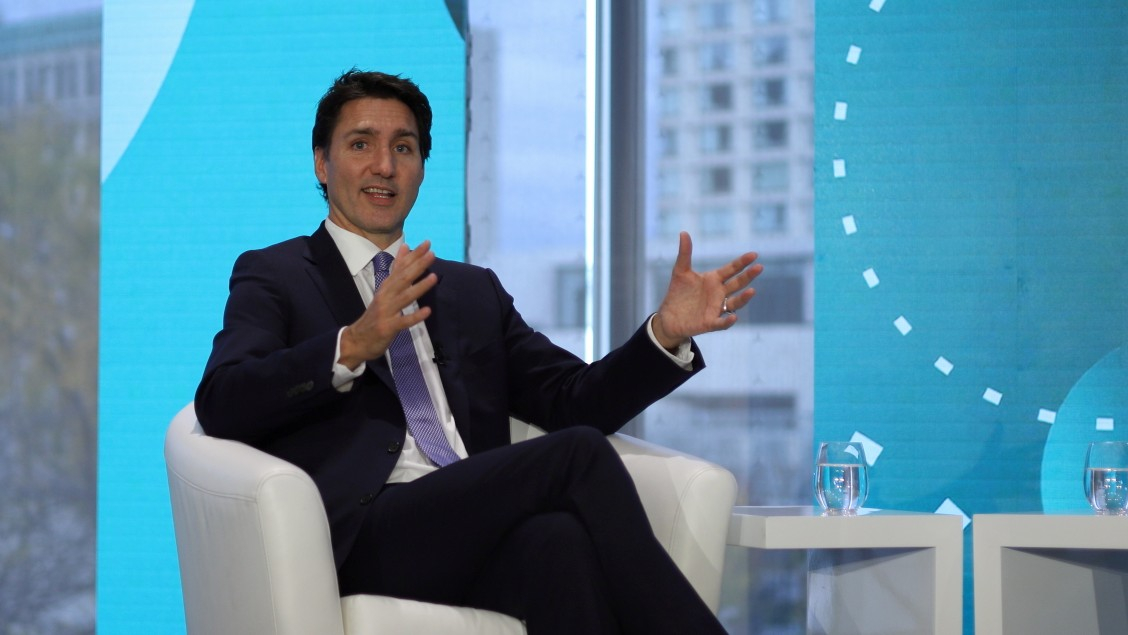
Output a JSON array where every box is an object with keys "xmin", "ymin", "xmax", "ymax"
[
  {"xmin": 387, "ymin": 441, "xmax": 402, "ymax": 454},
  {"xmin": 359, "ymin": 493, "xmax": 375, "ymax": 505}
]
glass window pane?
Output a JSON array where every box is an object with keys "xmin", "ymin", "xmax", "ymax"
[
  {"xmin": 701, "ymin": 82, "xmax": 733, "ymax": 111},
  {"xmin": 754, "ymin": 120, "xmax": 788, "ymax": 148},
  {"xmin": 467, "ymin": 1, "xmax": 588, "ymax": 358},
  {"xmin": 642, "ymin": 1, "xmax": 814, "ymax": 631},
  {"xmin": 754, "ymin": 36, "xmax": 788, "ymax": 65},
  {"xmin": 699, "ymin": 123, "xmax": 732, "ymax": 154},
  {"xmin": 753, "ymin": 77, "xmax": 787, "ymax": 106},
  {"xmin": 698, "ymin": 41, "xmax": 733, "ymax": 72}
]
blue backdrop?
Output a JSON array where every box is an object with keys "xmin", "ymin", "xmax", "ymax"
[
  {"xmin": 96, "ymin": 1, "xmax": 466, "ymax": 631},
  {"xmin": 814, "ymin": 1, "xmax": 1128, "ymax": 630}
]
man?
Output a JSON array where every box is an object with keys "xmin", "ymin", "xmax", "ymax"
[{"xmin": 196, "ymin": 69, "xmax": 761, "ymax": 634}]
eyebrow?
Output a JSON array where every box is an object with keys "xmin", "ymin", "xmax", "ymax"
[{"xmin": 345, "ymin": 127, "xmax": 419, "ymax": 142}]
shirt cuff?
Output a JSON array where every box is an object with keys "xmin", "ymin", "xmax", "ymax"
[
  {"xmin": 646, "ymin": 314, "xmax": 694, "ymax": 370},
  {"xmin": 332, "ymin": 327, "xmax": 365, "ymax": 391}
]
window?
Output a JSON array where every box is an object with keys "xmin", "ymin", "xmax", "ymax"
[
  {"xmin": 467, "ymin": 1, "xmax": 589, "ymax": 357},
  {"xmin": 554, "ymin": 266, "xmax": 586, "ymax": 328},
  {"xmin": 658, "ymin": 169, "xmax": 680, "ymax": 197},
  {"xmin": 660, "ymin": 87, "xmax": 680, "ymax": 116},
  {"xmin": 25, "ymin": 64, "xmax": 49, "ymax": 104},
  {"xmin": 743, "ymin": 262, "xmax": 804, "ymax": 323},
  {"xmin": 702, "ymin": 166, "xmax": 732, "ymax": 195},
  {"xmin": 753, "ymin": 0, "xmax": 789, "ymax": 24},
  {"xmin": 697, "ymin": 2, "xmax": 733, "ymax": 30},
  {"xmin": 660, "ymin": 47, "xmax": 678, "ymax": 76},
  {"xmin": 55, "ymin": 59, "xmax": 78, "ymax": 100},
  {"xmin": 699, "ymin": 124, "xmax": 732, "ymax": 154},
  {"xmin": 659, "ymin": 127, "xmax": 678, "ymax": 157},
  {"xmin": 659, "ymin": 5, "xmax": 684, "ymax": 34},
  {"xmin": 753, "ymin": 161, "xmax": 789, "ymax": 192},
  {"xmin": 85, "ymin": 51, "xmax": 100, "ymax": 96},
  {"xmin": 753, "ymin": 202, "xmax": 787, "ymax": 233},
  {"xmin": 701, "ymin": 83, "xmax": 733, "ymax": 112},
  {"xmin": 753, "ymin": 36, "xmax": 788, "ymax": 65},
  {"xmin": 699, "ymin": 205, "xmax": 734, "ymax": 236},
  {"xmin": 754, "ymin": 120, "xmax": 788, "ymax": 148},
  {"xmin": 698, "ymin": 41, "xmax": 732, "ymax": 72},
  {"xmin": 655, "ymin": 206, "xmax": 682, "ymax": 237},
  {"xmin": 0, "ymin": 67, "xmax": 16, "ymax": 107},
  {"xmin": 641, "ymin": 2, "xmax": 814, "ymax": 631},
  {"xmin": 753, "ymin": 77, "xmax": 786, "ymax": 106}
]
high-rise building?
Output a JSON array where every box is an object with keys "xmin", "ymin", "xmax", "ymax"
[{"xmin": 0, "ymin": 10, "xmax": 101, "ymax": 149}]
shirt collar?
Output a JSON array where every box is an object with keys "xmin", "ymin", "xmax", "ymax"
[{"xmin": 323, "ymin": 219, "xmax": 406, "ymax": 277}]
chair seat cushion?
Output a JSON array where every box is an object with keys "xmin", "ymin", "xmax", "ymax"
[{"xmin": 341, "ymin": 594, "xmax": 525, "ymax": 635}]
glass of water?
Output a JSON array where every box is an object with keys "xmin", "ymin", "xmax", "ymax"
[
  {"xmin": 814, "ymin": 441, "xmax": 869, "ymax": 515},
  {"xmin": 1084, "ymin": 441, "xmax": 1128, "ymax": 515}
]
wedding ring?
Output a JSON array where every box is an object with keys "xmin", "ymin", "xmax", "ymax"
[{"xmin": 721, "ymin": 296, "xmax": 734, "ymax": 317}]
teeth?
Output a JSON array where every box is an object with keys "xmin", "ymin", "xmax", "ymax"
[{"xmin": 363, "ymin": 187, "xmax": 393, "ymax": 196}]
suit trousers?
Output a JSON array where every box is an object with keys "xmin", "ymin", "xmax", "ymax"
[{"xmin": 336, "ymin": 426, "xmax": 727, "ymax": 635}]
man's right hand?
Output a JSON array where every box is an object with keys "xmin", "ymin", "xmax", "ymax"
[{"xmin": 338, "ymin": 241, "xmax": 438, "ymax": 369}]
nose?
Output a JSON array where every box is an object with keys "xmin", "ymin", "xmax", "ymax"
[{"xmin": 369, "ymin": 146, "xmax": 395, "ymax": 177}]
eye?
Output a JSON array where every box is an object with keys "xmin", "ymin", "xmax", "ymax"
[
  {"xmin": 394, "ymin": 143, "xmax": 413, "ymax": 154},
  {"xmin": 351, "ymin": 140, "xmax": 368, "ymax": 151}
]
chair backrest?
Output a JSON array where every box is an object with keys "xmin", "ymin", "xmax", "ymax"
[{"xmin": 164, "ymin": 403, "xmax": 346, "ymax": 635}]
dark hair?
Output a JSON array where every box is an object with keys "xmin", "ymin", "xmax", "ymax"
[{"xmin": 312, "ymin": 69, "xmax": 433, "ymax": 200}]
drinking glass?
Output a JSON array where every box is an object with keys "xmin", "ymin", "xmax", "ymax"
[
  {"xmin": 1084, "ymin": 441, "xmax": 1128, "ymax": 515},
  {"xmin": 814, "ymin": 441, "xmax": 868, "ymax": 515}
]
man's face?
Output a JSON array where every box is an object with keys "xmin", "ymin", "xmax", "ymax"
[{"xmin": 314, "ymin": 97, "xmax": 425, "ymax": 249}]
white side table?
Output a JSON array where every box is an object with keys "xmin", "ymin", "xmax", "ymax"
[
  {"xmin": 972, "ymin": 513, "xmax": 1128, "ymax": 635},
  {"xmin": 728, "ymin": 506, "xmax": 963, "ymax": 635}
]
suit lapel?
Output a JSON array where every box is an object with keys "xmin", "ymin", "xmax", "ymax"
[
  {"xmin": 304, "ymin": 225, "xmax": 396, "ymax": 389},
  {"xmin": 419, "ymin": 262, "xmax": 473, "ymax": 446}
]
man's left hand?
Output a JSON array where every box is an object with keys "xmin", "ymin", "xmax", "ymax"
[{"xmin": 651, "ymin": 231, "xmax": 763, "ymax": 351}]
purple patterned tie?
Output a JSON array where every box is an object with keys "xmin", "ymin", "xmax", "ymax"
[{"xmin": 373, "ymin": 252, "xmax": 460, "ymax": 467}]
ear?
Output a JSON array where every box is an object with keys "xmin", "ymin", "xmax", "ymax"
[{"xmin": 313, "ymin": 147, "xmax": 328, "ymax": 186}]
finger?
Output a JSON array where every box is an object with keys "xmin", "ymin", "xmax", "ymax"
[
  {"xmin": 724, "ymin": 262, "xmax": 763, "ymax": 294},
  {"xmin": 388, "ymin": 243, "xmax": 436, "ymax": 286},
  {"xmin": 378, "ymin": 272, "xmax": 438, "ymax": 319},
  {"xmin": 724, "ymin": 287, "xmax": 757, "ymax": 312},
  {"xmin": 713, "ymin": 311, "xmax": 739, "ymax": 331},
  {"xmin": 672, "ymin": 231, "xmax": 693, "ymax": 274},
  {"xmin": 720, "ymin": 252, "xmax": 759, "ymax": 281}
]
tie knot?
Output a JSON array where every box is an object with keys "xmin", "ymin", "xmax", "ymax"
[{"xmin": 374, "ymin": 251, "xmax": 394, "ymax": 273}]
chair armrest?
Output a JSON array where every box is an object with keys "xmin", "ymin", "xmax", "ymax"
[
  {"xmin": 508, "ymin": 419, "xmax": 736, "ymax": 612},
  {"xmin": 165, "ymin": 403, "xmax": 345, "ymax": 635},
  {"xmin": 608, "ymin": 433, "xmax": 736, "ymax": 613}
]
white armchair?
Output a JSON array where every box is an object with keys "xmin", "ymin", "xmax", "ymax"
[{"xmin": 164, "ymin": 402, "xmax": 737, "ymax": 634}]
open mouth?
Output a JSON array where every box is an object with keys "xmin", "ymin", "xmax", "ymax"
[{"xmin": 362, "ymin": 186, "xmax": 395, "ymax": 200}]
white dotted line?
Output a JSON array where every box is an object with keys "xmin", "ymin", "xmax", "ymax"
[{"xmin": 835, "ymin": 13, "xmax": 1034, "ymax": 426}]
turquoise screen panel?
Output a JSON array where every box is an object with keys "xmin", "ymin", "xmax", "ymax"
[
  {"xmin": 97, "ymin": 2, "xmax": 466, "ymax": 632},
  {"xmin": 815, "ymin": 1, "xmax": 1128, "ymax": 631}
]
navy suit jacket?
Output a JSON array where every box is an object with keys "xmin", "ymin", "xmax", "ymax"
[{"xmin": 195, "ymin": 224, "xmax": 704, "ymax": 567}]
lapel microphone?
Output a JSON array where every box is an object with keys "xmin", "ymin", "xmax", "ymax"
[{"xmin": 432, "ymin": 344, "xmax": 448, "ymax": 367}]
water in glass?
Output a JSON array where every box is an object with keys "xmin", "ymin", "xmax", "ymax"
[
  {"xmin": 1084, "ymin": 441, "xmax": 1128, "ymax": 515},
  {"xmin": 816, "ymin": 463, "xmax": 867, "ymax": 512},
  {"xmin": 814, "ymin": 442, "xmax": 868, "ymax": 514},
  {"xmin": 1085, "ymin": 467, "xmax": 1128, "ymax": 515}
]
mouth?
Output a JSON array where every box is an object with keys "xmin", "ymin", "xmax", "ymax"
[{"xmin": 362, "ymin": 186, "xmax": 395, "ymax": 200}]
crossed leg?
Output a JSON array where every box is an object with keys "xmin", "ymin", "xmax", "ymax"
[{"xmin": 336, "ymin": 426, "xmax": 727, "ymax": 635}]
